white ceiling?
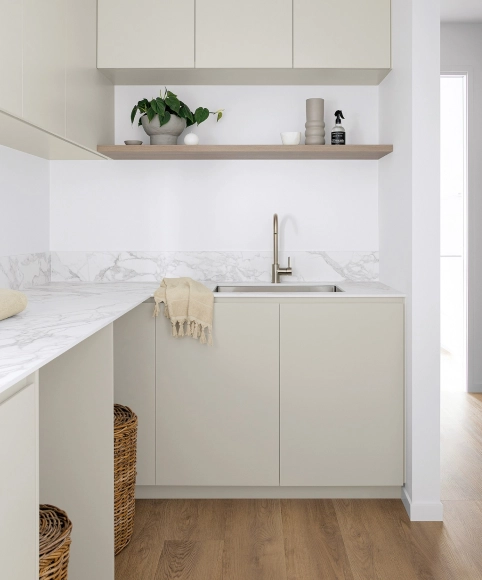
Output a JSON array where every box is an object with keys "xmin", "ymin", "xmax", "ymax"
[{"xmin": 441, "ymin": 0, "xmax": 482, "ymax": 22}]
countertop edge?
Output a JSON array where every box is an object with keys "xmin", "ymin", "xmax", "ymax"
[
  {"xmin": 0, "ymin": 289, "xmax": 154, "ymax": 401},
  {"xmin": 0, "ymin": 280, "xmax": 405, "ymax": 400}
]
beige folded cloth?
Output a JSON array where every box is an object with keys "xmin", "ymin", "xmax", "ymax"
[
  {"xmin": 153, "ymin": 278, "xmax": 213, "ymax": 345},
  {"xmin": 0, "ymin": 288, "xmax": 28, "ymax": 321}
]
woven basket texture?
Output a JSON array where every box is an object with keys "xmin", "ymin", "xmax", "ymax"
[
  {"xmin": 39, "ymin": 504, "xmax": 72, "ymax": 580},
  {"xmin": 114, "ymin": 403, "xmax": 138, "ymax": 555}
]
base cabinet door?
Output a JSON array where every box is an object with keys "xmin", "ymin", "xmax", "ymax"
[
  {"xmin": 280, "ymin": 301, "xmax": 404, "ymax": 487},
  {"xmin": 114, "ymin": 304, "xmax": 156, "ymax": 485},
  {"xmin": 156, "ymin": 303, "xmax": 280, "ymax": 486},
  {"xmin": 0, "ymin": 381, "xmax": 39, "ymax": 580}
]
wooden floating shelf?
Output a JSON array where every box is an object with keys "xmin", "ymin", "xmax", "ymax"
[{"xmin": 97, "ymin": 144, "xmax": 393, "ymax": 161}]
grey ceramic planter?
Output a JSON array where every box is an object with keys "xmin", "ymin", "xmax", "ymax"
[{"xmin": 141, "ymin": 114, "xmax": 187, "ymax": 145}]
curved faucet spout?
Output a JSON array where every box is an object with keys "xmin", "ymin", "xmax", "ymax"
[
  {"xmin": 272, "ymin": 213, "xmax": 292, "ymax": 284},
  {"xmin": 273, "ymin": 213, "xmax": 279, "ymax": 267}
]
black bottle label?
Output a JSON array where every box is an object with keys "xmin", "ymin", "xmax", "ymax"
[{"xmin": 331, "ymin": 131, "xmax": 346, "ymax": 145}]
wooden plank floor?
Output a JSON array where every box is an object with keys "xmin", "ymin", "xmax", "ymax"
[{"xmin": 116, "ymin": 392, "xmax": 482, "ymax": 580}]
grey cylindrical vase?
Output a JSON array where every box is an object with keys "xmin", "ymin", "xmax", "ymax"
[{"xmin": 305, "ymin": 98, "xmax": 325, "ymax": 145}]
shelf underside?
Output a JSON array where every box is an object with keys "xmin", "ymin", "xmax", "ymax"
[
  {"xmin": 98, "ymin": 145, "xmax": 393, "ymax": 161},
  {"xmin": 98, "ymin": 67, "xmax": 391, "ymax": 86}
]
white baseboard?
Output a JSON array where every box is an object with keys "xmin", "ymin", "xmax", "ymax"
[
  {"xmin": 136, "ymin": 485, "xmax": 402, "ymax": 500},
  {"xmin": 401, "ymin": 487, "xmax": 443, "ymax": 521},
  {"xmin": 469, "ymin": 383, "xmax": 482, "ymax": 394}
]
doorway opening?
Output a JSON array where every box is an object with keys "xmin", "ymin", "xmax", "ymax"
[{"xmin": 440, "ymin": 74, "xmax": 468, "ymax": 392}]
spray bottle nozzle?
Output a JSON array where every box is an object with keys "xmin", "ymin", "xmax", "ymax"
[{"xmin": 335, "ymin": 110, "xmax": 345, "ymax": 124}]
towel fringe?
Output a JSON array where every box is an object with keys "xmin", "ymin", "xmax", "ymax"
[
  {"xmin": 164, "ymin": 317, "xmax": 213, "ymax": 344},
  {"xmin": 153, "ymin": 278, "xmax": 213, "ymax": 346},
  {"xmin": 192, "ymin": 321, "xmax": 199, "ymax": 339}
]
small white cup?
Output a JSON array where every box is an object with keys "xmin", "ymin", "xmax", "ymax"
[{"xmin": 281, "ymin": 132, "xmax": 301, "ymax": 145}]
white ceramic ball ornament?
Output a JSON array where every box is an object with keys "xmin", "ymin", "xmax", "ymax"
[{"xmin": 184, "ymin": 132, "xmax": 199, "ymax": 145}]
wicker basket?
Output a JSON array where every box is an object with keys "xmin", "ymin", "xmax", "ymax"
[
  {"xmin": 39, "ymin": 504, "xmax": 72, "ymax": 580},
  {"xmin": 114, "ymin": 403, "xmax": 138, "ymax": 555}
]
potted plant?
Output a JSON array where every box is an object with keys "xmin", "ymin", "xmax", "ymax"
[{"xmin": 131, "ymin": 89, "xmax": 223, "ymax": 145}]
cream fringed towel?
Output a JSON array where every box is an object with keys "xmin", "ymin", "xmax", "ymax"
[{"xmin": 153, "ymin": 278, "xmax": 214, "ymax": 345}]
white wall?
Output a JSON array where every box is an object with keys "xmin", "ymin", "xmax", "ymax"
[
  {"xmin": 51, "ymin": 85, "xmax": 379, "ymax": 253},
  {"xmin": 117, "ymin": 85, "xmax": 378, "ymax": 146},
  {"xmin": 379, "ymin": 0, "xmax": 442, "ymax": 520},
  {"xmin": 50, "ymin": 159, "xmax": 378, "ymax": 252},
  {"xmin": 0, "ymin": 145, "xmax": 49, "ymax": 256},
  {"xmin": 441, "ymin": 23, "xmax": 482, "ymax": 392}
]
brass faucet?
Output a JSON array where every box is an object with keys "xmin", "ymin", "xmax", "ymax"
[{"xmin": 272, "ymin": 213, "xmax": 293, "ymax": 283}]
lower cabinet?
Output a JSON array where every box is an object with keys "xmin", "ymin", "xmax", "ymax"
[
  {"xmin": 115, "ymin": 299, "xmax": 404, "ymax": 490},
  {"xmin": 114, "ymin": 304, "xmax": 156, "ymax": 485},
  {"xmin": 155, "ymin": 303, "xmax": 280, "ymax": 486},
  {"xmin": 280, "ymin": 301, "xmax": 404, "ymax": 487},
  {"xmin": 0, "ymin": 379, "xmax": 39, "ymax": 580}
]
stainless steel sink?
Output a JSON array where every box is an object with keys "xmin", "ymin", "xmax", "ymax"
[{"xmin": 214, "ymin": 284, "xmax": 343, "ymax": 293}]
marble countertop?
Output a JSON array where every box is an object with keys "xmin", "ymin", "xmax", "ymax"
[
  {"xmin": 0, "ymin": 282, "xmax": 159, "ymax": 398},
  {"xmin": 0, "ymin": 280, "xmax": 404, "ymax": 400}
]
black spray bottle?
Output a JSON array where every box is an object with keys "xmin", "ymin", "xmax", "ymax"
[{"xmin": 331, "ymin": 110, "xmax": 346, "ymax": 145}]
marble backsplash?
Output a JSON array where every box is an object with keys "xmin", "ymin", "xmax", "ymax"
[
  {"xmin": 0, "ymin": 253, "xmax": 51, "ymax": 290},
  {"xmin": 50, "ymin": 251, "xmax": 379, "ymax": 284},
  {"xmin": 0, "ymin": 251, "xmax": 379, "ymax": 289}
]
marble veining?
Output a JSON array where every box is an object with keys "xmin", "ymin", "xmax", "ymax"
[
  {"xmin": 0, "ymin": 282, "xmax": 159, "ymax": 397},
  {"xmin": 0, "ymin": 252, "xmax": 51, "ymax": 290},
  {"xmin": 51, "ymin": 251, "xmax": 379, "ymax": 284},
  {"xmin": 0, "ymin": 251, "xmax": 378, "ymax": 289}
]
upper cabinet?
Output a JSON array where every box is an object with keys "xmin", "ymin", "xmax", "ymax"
[
  {"xmin": 65, "ymin": 0, "xmax": 114, "ymax": 151},
  {"xmin": 23, "ymin": 0, "xmax": 66, "ymax": 137},
  {"xmin": 97, "ymin": 0, "xmax": 391, "ymax": 85},
  {"xmin": 196, "ymin": 0, "xmax": 292, "ymax": 68},
  {"xmin": 0, "ymin": 0, "xmax": 23, "ymax": 116},
  {"xmin": 294, "ymin": 0, "xmax": 391, "ymax": 69},
  {"xmin": 97, "ymin": 0, "xmax": 194, "ymax": 69},
  {"xmin": 0, "ymin": 0, "xmax": 112, "ymax": 160}
]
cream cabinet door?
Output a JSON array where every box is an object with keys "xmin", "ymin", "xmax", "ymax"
[
  {"xmin": 23, "ymin": 0, "xmax": 66, "ymax": 136},
  {"xmin": 196, "ymin": 0, "xmax": 292, "ymax": 68},
  {"xmin": 0, "ymin": 381, "xmax": 39, "ymax": 580},
  {"xmin": 156, "ymin": 303, "xmax": 280, "ymax": 486},
  {"xmin": 98, "ymin": 0, "xmax": 194, "ymax": 69},
  {"xmin": 280, "ymin": 301, "xmax": 404, "ymax": 487},
  {"xmin": 114, "ymin": 304, "xmax": 156, "ymax": 486},
  {"xmin": 65, "ymin": 0, "xmax": 114, "ymax": 149},
  {"xmin": 294, "ymin": 0, "xmax": 391, "ymax": 69},
  {"xmin": 0, "ymin": 0, "xmax": 22, "ymax": 116}
]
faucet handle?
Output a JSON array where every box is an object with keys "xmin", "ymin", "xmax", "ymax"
[{"xmin": 288, "ymin": 256, "xmax": 291, "ymax": 269}]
